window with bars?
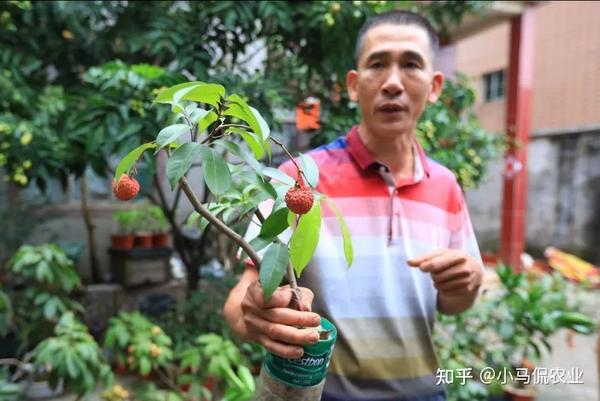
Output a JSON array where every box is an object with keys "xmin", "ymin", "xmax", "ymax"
[{"xmin": 483, "ymin": 70, "xmax": 505, "ymax": 102}]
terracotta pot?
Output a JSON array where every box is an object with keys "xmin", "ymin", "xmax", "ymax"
[
  {"xmin": 134, "ymin": 233, "xmax": 154, "ymax": 248},
  {"xmin": 114, "ymin": 361, "xmax": 130, "ymax": 375},
  {"xmin": 153, "ymin": 232, "xmax": 171, "ymax": 248},
  {"xmin": 111, "ymin": 234, "xmax": 135, "ymax": 249},
  {"xmin": 504, "ymin": 385, "xmax": 536, "ymax": 401}
]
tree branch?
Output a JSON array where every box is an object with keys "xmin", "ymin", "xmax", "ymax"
[
  {"xmin": 170, "ymin": 185, "xmax": 183, "ymax": 217},
  {"xmin": 153, "ymin": 173, "xmax": 191, "ymax": 269},
  {"xmin": 179, "ymin": 176, "xmax": 261, "ymax": 269}
]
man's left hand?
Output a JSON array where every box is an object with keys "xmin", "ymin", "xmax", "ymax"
[{"xmin": 408, "ymin": 249, "xmax": 482, "ymax": 296}]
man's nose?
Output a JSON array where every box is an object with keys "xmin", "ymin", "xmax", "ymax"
[{"xmin": 382, "ymin": 68, "xmax": 404, "ymax": 97}]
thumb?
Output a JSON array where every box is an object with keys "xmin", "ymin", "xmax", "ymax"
[{"xmin": 300, "ymin": 287, "xmax": 315, "ymax": 312}]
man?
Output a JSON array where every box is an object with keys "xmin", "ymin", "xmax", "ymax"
[{"xmin": 224, "ymin": 10, "xmax": 483, "ymax": 401}]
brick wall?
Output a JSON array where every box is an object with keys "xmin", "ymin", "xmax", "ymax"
[{"xmin": 454, "ymin": 1, "xmax": 600, "ymax": 134}]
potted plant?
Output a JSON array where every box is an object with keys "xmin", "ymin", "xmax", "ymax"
[
  {"xmin": 149, "ymin": 206, "xmax": 171, "ymax": 248},
  {"xmin": 112, "ymin": 81, "xmax": 354, "ymax": 400},
  {"xmin": 435, "ymin": 264, "xmax": 596, "ymax": 401},
  {"xmin": 104, "ymin": 311, "xmax": 174, "ymax": 377},
  {"xmin": 112, "ymin": 210, "xmax": 136, "ymax": 249},
  {"xmin": 131, "ymin": 208, "xmax": 154, "ymax": 248},
  {"xmin": 5, "ymin": 244, "xmax": 84, "ymax": 352},
  {"xmin": 1, "ymin": 245, "xmax": 109, "ymax": 400},
  {"xmin": 0, "ymin": 312, "xmax": 111, "ymax": 401},
  {"xmin": 28, "ymin": 312, "xmax": 113, "ymax": 400}
]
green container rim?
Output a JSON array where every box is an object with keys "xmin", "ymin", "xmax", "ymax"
[{"xmin": 303, "ymin": 317, "xmax": 337, "ymax": 353}]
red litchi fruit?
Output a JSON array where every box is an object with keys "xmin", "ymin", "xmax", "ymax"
[
  {"xmin": 113, "ymin": 174, "xmax": 140, "ymax": 201},
  {"xmin": 285, "ymin": 185, "xmax": 314, "ymax": 214}
]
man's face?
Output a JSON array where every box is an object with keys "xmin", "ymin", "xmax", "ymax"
[{"xmin": 347, "ymin": 23, "xmax": 444, "ymax": 139}]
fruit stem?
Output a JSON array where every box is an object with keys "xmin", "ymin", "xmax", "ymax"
[{"xmin": 269, "ymin": 136, "xmax": 310, "ymax": 186}]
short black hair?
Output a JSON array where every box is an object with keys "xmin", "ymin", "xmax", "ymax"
[{"xmin": 354, "ymin": 10, "xmax": 439, "ymax": 65}]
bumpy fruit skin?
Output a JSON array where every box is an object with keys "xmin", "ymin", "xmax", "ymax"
[
  {"xmin": 285, "ymin": 185, "xmax": 314, "ymax": 214},
  {"xmin": 113, "ymin": 174, "xmax": 140, "ymax": 201}
]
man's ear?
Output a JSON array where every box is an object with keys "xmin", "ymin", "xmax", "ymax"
[
  {"xmin": 428, "ymin": 71, "xmax": 445, "ymax": 103},
  {"xmin": 346, "ymin": 69, "xmax": 359, "ymax": 102}
]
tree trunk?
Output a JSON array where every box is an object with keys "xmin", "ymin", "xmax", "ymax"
[{"xmin": 80, "ymin": 174, "xmax": 102, "ymax": 283}]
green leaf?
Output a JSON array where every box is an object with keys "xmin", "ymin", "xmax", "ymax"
[
  {"xmin": 166, "ymin": 143, "xmax": 202, "ymax": 190},
  {"xmin": 199, "ymin": 146, "xmax": 232, "ymax": 195},
  {"xmin": 114, "ymin": 142, "xmax": 156, "ymax": 181},
  {"xmin": 263, "ymin": 139, "xmax": 273, "ymax": 162},
  {"xmin": 65, "ymin": 352, "xmax": 78, "ymax": 378},
  {"xmin": 248, "ymin": 236, "xmax": 273, "ymax": 254},
  {"xmin": 325, "ymin": 199, "xmax": 354, "ymax": 268},
  {"xmin": 239, "ymin": 148, "xmax": 263, "ymax": 175},
  {"xmin": 262, "ymin": 167, "xmax": 295, "ymax": 186},
  {"xmin": 223, "ymin": 95, "xmax": 263, "ymax": 140},
  {"xmin": 139, "ymin": 357, "xmax": 151, "ymax": 376},
  {"xmin": 290, "ymin": 203, "xmax": 321, "ymax": 277},
  {"xmin": 256, "ymin": 178, "xmax": 277, "ymax": 199},
  {"xmin": 198, "ymin": 111, "xmax": 219, "ymax": 133},
  {"xmin": 260, "ymin": 243, "xmax": 289, "ymax": 302},
  {"xmin": 214, "ymin": 138, "xmax": 242, "ymax": 156},
  {"xmin": 237, "ymin": 365, "xmax": 256, "ymax": 393},
  {"xmin": 299, "ymin": 153, "xmax": 319, "ymax": 188},
  {"xmin": 228, "ymin": 127, "xmax": 264, "ymax": 160},
  {"xmin": 215, "ymin": 138, "xmax": 263, "ymax": 174},
  {"xmin": 259, "ymin": 207, "xmax": 290, "ymax": 238},
  {"xmin": 288, "ymin": 210, "xmax": 296, "ymax": 228},
  {"xmin": 178, "ymin": 83, "xmax": 226, "ymax": 108},
  {"xmin": 249, "ymin": 106, "xmax": 270, "ymax": 141},
  {"xmin": 189, "ymin": 108, "xmax": 210, "ymax": 125},
  {"xmin": 43, "ymin": 297, "xmax": 58, "ymax": 320},
  {"xmin": 155, "ymin": 124, "xmax": 189, "ymax": 152},
  {"xmin": 154, "ymin": 81, "xmax": 205, "ymax": 104}
]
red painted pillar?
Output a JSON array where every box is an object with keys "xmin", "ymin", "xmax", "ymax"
[{"xmin": 500, "ymin": 6, "xmax": 535, "ymax": 271}]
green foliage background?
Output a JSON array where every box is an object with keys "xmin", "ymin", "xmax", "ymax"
[{"xmin": 0, "ymin": 0, "xmax": 499, "ymax": 192}]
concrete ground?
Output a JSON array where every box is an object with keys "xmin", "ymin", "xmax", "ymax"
[{"xmin": 535, "ymin": 288, "xmax": 599, "ymax": 401}]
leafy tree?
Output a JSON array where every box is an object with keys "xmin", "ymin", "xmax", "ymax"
[{"xmin": 0, "ymin": 1, "xmax": 499, "ymax": 287}]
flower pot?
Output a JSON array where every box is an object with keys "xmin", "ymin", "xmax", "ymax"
[
  {"xmin": 134, "ymin": 232, "xmax": 154, "ymax": 248},
  {"xmin": 111, "ymin": 234, "xmax": 135, "ymax": 249},
  {"xmin": 152, "ymin": 232, "xmax": 171, "ymax": 248},
  {"xmin": 23, "ymin": 378, "xmax": 64, "ymax": 399},
  {"xmin": 255, "ymin": 317, "xmax": 337, "ymax": 401},
  {"xmin": 114, "ymin": 360, "xmax": 130, "ymax": 375},
  {"xmin": 503, "ymin": 384, "xmax": 536, "ymax": 401}
]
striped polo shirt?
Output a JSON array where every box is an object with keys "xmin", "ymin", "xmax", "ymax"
[{"xmin": 273, "ymin": 126, "xmax": 482, "ymax": 401}]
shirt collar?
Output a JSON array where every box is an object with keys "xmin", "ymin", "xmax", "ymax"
[{"xmin": 345, "ymin": 125, "xmax": 431, "ymax": 180}]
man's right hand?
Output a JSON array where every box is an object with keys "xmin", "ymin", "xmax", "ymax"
[{"xmin": 240, "ymin": 281, "xmax": 321, "ymax": 359}]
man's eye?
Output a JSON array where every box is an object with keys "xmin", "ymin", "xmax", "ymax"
[
  {"xmin": 405, "ymin": 62, "xmax": 420, "ymax": 69},
  {"xmin": 370, "ymin": 62, "xmax": 384, "ymax": 69}
]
